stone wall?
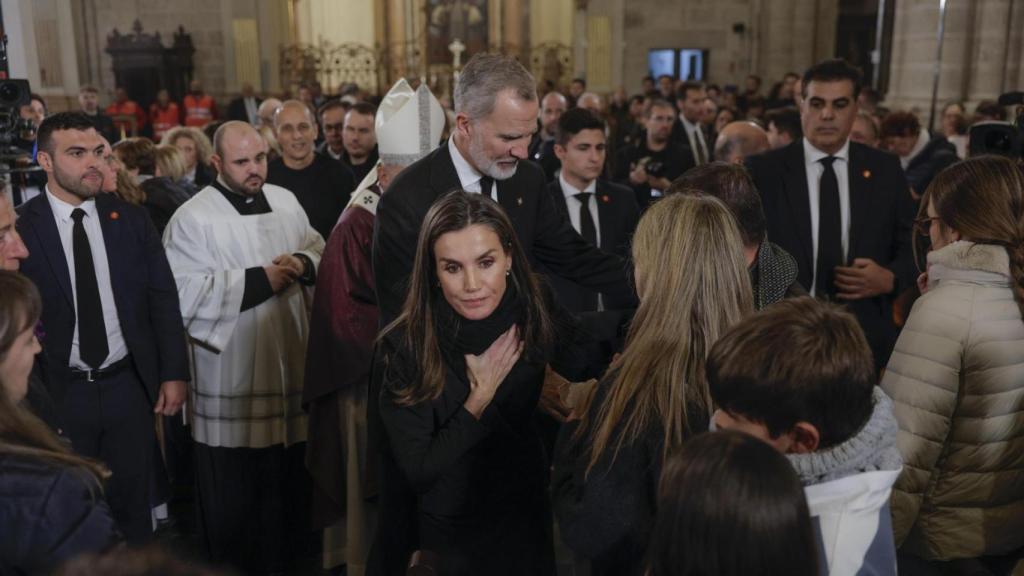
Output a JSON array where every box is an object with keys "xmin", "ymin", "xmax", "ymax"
[
  {"xmin": 885, "ymin": 0, "xmax": 1024, "ymax": 127},
  {"xmin": 71, "ymin": 0, "xmax": 291, "ymax": 108},
  {"xmin": 602, "ymin": 0, "xmax": 838, "ymax": 94},
  {"xmin": 78, "ymin": 0, "xmax": 229, "ymax": 101}
]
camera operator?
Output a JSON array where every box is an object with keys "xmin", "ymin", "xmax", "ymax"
[
  {"xmin": 9, "ymin": 93, "xmax": 47, "ymax": 206},
  {"xmin": 613, "ymin": 98, "xmax": 695, "ymax": 210}
]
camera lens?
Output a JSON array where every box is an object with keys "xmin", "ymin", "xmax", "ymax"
[
  {"xmin": 0, "ymin": 82, "xmax": 21, "ymax": 106},
  {"xmin": 985, "ymin": 131, "xmax": 1013, "ymax": 153}
]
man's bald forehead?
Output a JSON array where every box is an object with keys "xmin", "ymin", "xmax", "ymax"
[
  {"xmin": 274, "ymin": 100, "xmax": 315, "ymax": 126},
  {"xmin": 214, "ymin": 121, "xmax": 262, "ymax": 156},
  {"xmin": 542, "ymin": 92, "xmax": 567, "ymax": 108}
]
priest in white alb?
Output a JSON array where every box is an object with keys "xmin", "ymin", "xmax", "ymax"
[{"xmin": 162, "ymin": 120, "xmax": 325, "ymax": 573}]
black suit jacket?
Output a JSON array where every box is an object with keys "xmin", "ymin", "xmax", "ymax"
[
  {"xmin": 17, "ymin": 193, "xmax": 190, "ymax": 404},
  {"xmin": 372, "ymin": 141, "xmax": 635, "ymax": 323},
  {"xmin": 544, "ymin": 179, "xmax": 640, "ymax": 313},
  {"xmin": 745, "ymin": 140, "xmax": 916, "ymax": 369},
  {"xmin": 670, "ymin": 118, "xmax": 709, "ymax": 164},
  {"xmin": 226, "ymin": 96, "xmax": 262, "ymax": 123}
]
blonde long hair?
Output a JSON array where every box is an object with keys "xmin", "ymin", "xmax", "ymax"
[{"xmin": 584, "ymin": 194, "xmax": 753, "ymax": 473}]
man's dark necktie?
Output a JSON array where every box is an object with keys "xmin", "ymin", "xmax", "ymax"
[
  {"xmin": 479, "ymin": 176, "xmax": 494, "ymax": 200},
  {"xmin": 575, "ymin": 192, "xmax": 599, "ymax": 311},
  {"xmin": 816, "ymin": 156, "xmax": 843, "ymax": 299},
  {"xmin": 694, "ymin": 129, "xmax": 707, "ymax": 165},
  {"xmin": 71, "ymin": 208, "xmax": 109, "ymax": 369},
  {"xmin": 575, "ymin": 192, "xmax": 598, "ymax": 245}
]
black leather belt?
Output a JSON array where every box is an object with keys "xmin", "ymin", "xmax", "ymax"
[{"xmin": 69, "ymin": 355, "xmax": 133, "ymax": 382}]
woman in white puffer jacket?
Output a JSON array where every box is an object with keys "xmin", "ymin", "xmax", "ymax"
[{"xmin": 881, "ymin": 155, "xmax": 1024, "ymax": 574}]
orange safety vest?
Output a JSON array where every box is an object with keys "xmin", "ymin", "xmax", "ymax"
[
  {"xmin": 105, "ymin": 100, "xmax": 147, "ymax": 137},
  {"xmin": 150, "ymin": 102, "xmax": 181, "ymax": 140},
  {"xmin": 183, "ymin": 94, "xmax": 217, "ymax": 127}
]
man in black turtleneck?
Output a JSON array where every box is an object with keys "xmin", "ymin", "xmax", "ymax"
[{"xmin": 267, "ymin": 100, "xmax": 355, "ymax": 240}]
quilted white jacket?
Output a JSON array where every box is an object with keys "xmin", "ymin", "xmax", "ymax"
[{"xmin": 881, "ymin": 241, "xmax": 1024, "ymax": 560}]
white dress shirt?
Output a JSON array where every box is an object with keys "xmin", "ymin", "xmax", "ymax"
[
  {"xmin": 45, "ymin": 187, "xmax": 128, "ymax": 369},
  {"xmin": 803, "ymin": 138, "xmax": 851, "ymax": 296},
  {"xmin": 448, "ymin": 137, "xmax": 498, "ymax": 201},
  {"xmin": 680, "ymin": 114, "xmax": 708, "ymax": 165},
  {"xmin": 558, "ymin": 173, "xmax": 601, "ymax": 247}
]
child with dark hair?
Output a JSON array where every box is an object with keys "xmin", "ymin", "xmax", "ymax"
[
  {"xmin": 708, "ymin": 297, "xmax": 901, "ymax": 576},
  {"xmin": 648, "ymin": 430, "xmax": 818, "ymax": 576}
]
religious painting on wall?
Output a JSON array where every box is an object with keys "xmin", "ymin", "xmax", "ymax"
[{"xmin": 427, "ymin": 0, "xmax": 489, "ymax": 66}]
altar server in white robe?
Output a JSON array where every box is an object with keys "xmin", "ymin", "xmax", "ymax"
[{"xmin": 162, "ymin": 120, "xmax": 325, "ymax": 574}]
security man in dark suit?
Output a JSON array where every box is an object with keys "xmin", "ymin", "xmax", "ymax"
[
  {"xmin": 746, "ymin": 60, "xmax": 916, "ymax": 370},
  {"xmin": 547, "ymin": 108, "xmax": 640, "ymax": 313},
  {"xmin": 16, "ymin": 112, "xmax": 190, "ymax": 544}
]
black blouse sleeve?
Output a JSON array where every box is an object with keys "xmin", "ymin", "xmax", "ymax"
[
  {"xmin": 551, "ymin": 380, "xmax": 662, "ymax": 563},
  {"xmin": 378, "ymin": 352, "xmax": 503, "ymax": 493},
  {"xmin": 543, "ymin": 282, "xmax": 622, "ymax": 382},
  {"xmin": 31, "ymin": 470, "xmax": 123, "ymax": 571}
]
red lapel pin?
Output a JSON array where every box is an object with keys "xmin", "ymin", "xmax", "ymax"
[
  {"xmin": 110, "ymin": 211, "xmax": 120, "ymax": 220},
  {"xmin": 863, "ymin": 170, "xmax": 872, "ymax": 179},
  {"xmin": 601, "ymin": 194, "xmax": 610, "ymax": 203}
]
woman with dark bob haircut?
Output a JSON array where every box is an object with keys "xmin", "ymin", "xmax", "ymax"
[
  {"xmin": 648, "ymin": 430, "xmax": 819, "ymax": 576},
  {"xmin": 374, "ymin": 190, "xmax": 600, "ymax": 576}
]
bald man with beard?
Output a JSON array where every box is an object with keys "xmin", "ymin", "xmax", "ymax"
[{"xmin": 162, "ymin": 121, "xmax": 324, "ymax": 573}]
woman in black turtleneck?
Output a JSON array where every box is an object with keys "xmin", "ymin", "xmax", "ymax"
[{"xmin": 373, "ymin": 190, "xmax": 597, "ymax": 576}]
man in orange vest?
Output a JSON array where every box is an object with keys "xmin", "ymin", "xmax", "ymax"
[
  {"xmin": 150, "ymin": 89, "xmax": 181, "ymax": 141},
  {"xmin": 106, "ymin": 87, "xmax": 147, "ymax": 138},
  {"xmin": 183, "ymin": 79, "xmax": 218, "ymax": 128}
]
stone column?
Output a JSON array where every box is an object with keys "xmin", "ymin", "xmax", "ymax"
[
  {"xmin": 757, "ymin": 0, "xmax": 838, "ymax": 84},
  {"xmin": 885, "ymin": 0, "xmax": 1020, "ymax": 123}
]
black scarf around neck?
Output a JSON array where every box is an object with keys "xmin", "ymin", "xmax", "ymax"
[{"xmin": 435, "ymin": 280, "xmax": 525, "ymax": 359}]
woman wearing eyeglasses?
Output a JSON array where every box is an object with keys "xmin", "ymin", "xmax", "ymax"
[{"xmin": 881, "ymin": 155, "xmax": 1024, "ymax": 574}]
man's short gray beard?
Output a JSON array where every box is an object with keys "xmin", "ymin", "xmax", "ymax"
[{"xmin": 468, "ymin": 131, "xmax": 517, "ymax": 181}]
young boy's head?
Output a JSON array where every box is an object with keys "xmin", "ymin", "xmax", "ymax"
[{"xmin": 708, "ymin": 297, "xmax": 875, "ymax": 454}]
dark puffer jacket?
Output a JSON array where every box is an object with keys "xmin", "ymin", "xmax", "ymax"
[{"xmin": 0, "ymin": 454, "xmax": 122, "ymax": 574}]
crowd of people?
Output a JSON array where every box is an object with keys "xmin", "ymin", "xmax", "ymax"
[{"xmin": 2, "ymin": 50, "xmax": 1023, "ymax": 576}]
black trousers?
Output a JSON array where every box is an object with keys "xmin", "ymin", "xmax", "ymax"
[
  {"xmin": 61, "ymin": 367, "xmax": 155, "ymax": 545},
  {"xmin": 194, "ymin": 442, "xmax": 316, "ymax": 574}
]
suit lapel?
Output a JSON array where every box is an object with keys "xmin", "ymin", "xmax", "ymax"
[
  {"xmin": 94, "ymin": 195, "xmax": 125, "ymax": 312},
  {"xmin": 549, "ymin": 181, "xmax": 570, "ymax": 221},
  {"xmin": 27, "ymin": 197, "xmax": 74, "ymax": 307},
  {"xmin": 847, "ymin": 143, "xmax": 872, "ymax": 260},
  {"xmin": 595, "ymin": 181, "xmax": 614, "ymax": 251},
  {"xmin": 783, "ymin": 142, "xmax": 814, "ymax": 271},
  {"xmin": 495, "ymin": 177, "xmax": 520, "ymax": 219},
  {"xmin": 430, "ymin": 142, "xmax": 463, "ymax": 197}
]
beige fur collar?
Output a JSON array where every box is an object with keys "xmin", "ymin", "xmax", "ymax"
[{"xmin": 927, "ymin": 241, "xmax": 1011, "ymax": 277}]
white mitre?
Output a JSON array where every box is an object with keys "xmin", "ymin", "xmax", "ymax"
[
  {"xmin": 376, "ymin": 79, "xmax": 446, "ymax": 165},
  {"xmin": 347, "ymin": 80, "xmax": 446, "ymax": 209}
]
